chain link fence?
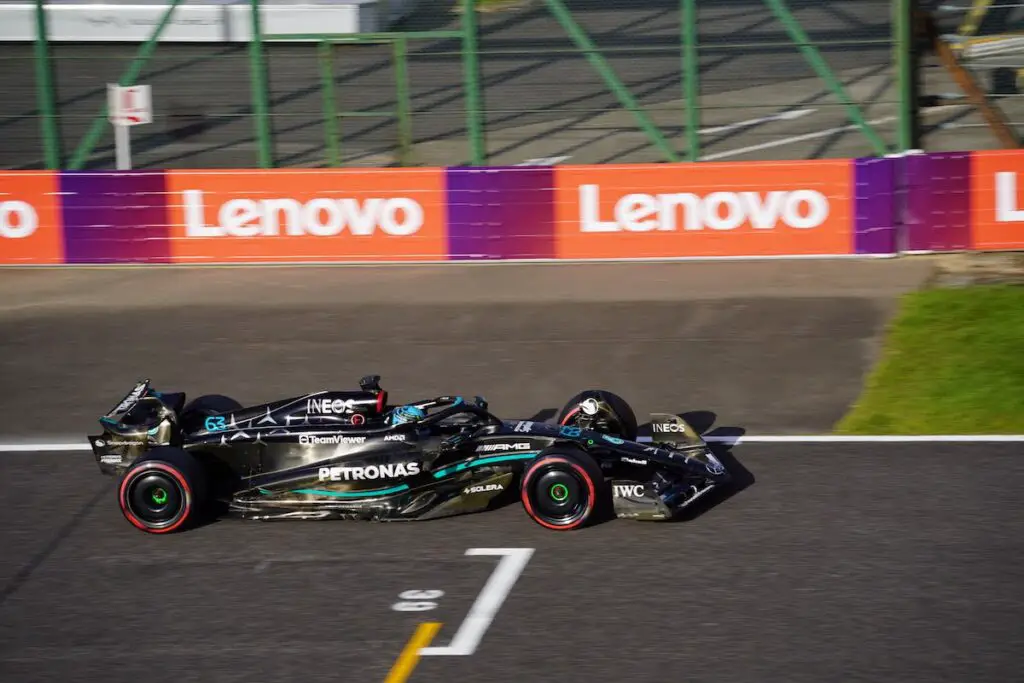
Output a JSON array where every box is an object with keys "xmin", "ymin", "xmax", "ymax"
[{"xmin": 3, "ymin": 0, "xmax": 1009, "ymax": 170}]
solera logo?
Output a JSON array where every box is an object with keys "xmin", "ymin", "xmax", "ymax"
[
  {"xmin": 181, "ymin": 189, "xmax": 424, "ymax": 237},
  {"xmin": 578, "ymin": 184, "xmax": 830, "ymax": 232},
  {"xmin": 0, "ymin": 200, "xmax": 38, "ymax": 239}
]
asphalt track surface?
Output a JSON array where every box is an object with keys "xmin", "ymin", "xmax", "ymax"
[
  {"xmin": 2, "ymin": 259, "xmax": 1022, "ymax": 682},
  {"xmin": 1, "ymin": 443, "xmax": 1022, "ymax": 683}
]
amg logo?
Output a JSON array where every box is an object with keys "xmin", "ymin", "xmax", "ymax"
[
  {"xmin": 476, "ymin": 442, "xmax": 531, "ymax": 453},
  {"xmin": 464, "ymin": 483, "xmax": 504, "ymax": 494},
  {"xmin": 613, "ymin": 484, "xmax": 645, "ymax": 498},
  {"xmin": 307, "ymin": 398, "xmax": 358, "ymax": 414},
  {"xmin": 652, "ymin": 422, "xmax": 687, "ymax": 433},
  {"xmin": 318, "ymin": 462, "xmax": 420, "ymax": 481},
  {"xmin": 300, "ymin": 434, "xmax": 366, "ymax": 445}
]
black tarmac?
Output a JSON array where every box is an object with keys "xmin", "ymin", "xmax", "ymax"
[{"xmin": 0, "ymin": 444, "xmax": 1021, "ymax": 683}]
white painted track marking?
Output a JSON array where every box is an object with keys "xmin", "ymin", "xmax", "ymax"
[
  {"xmin": 419, "ymin": 547, "xmax": 535, "ymax": 657},
  {"xmin": 0, "ymin": 443, "xmax": 93, "ymax": 452},
  {"xmin": 6, "ymin": 434, "xmax": 1024, "ymax": 454},
  {"xmin": 695, "ymin": 435, "xmax": 1024, "ymax": 443}
]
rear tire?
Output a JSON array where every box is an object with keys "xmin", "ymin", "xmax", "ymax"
[
  {"xmin": 520, "ymin": 446, "xmax": 608, "ymax": 531},
  {"xmin": 557, "ymin": 389, "xmax": 638, "ymax": 441},
  {"xmin": 118, "ymin": 447, "xmax": 208, "ymax": 534}
]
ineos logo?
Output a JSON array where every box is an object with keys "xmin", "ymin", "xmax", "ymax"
[
  {"xmin": 307, "ymin": 398, "xmax": 357, "ymax": 414},
  {"xmin": 0, "ymin": 201, "xmax": 38, "ymax": 239}
]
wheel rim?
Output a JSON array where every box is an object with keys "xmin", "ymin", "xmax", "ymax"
[
  {"xmin": 125, "ymin": 470, "xmax": 186, "ymax": 529},
  {"xmin": 529, "ymin": 466, "xmax": 590, "ymax": 526}
]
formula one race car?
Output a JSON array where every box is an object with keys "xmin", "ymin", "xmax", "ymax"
[{"xmin": 88, "ymin": 375, "xmax": 731, "ymax": 534}]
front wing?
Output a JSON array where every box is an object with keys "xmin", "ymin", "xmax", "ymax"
[{"xmin": 607, "ymin": 448, "xmax": 731, "ymax": 521}]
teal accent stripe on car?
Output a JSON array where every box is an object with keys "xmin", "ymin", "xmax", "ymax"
[
  {"xmin": 432, "ymin": 452, "xmax": 539, "ymax": 479},
  {"xmin": 290, "ymin": 484, "xmax": 410, "ymax": 498}
]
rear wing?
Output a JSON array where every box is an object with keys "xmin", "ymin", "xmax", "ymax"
[
  {"xmin": 98, "ymin": 379, "xmax": 182, "ymax": 439},
  {"xmin": 648, "ymin": 413, "xmax": 707, "ymax": 450},
  {"xmin": 105, "ymin": 379, "xmax": 151, "ymax": 420}
]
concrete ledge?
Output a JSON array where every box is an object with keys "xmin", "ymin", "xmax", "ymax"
[{"xmin": 0, "ymin": 0, "xmax": 418, "ymax": 42}]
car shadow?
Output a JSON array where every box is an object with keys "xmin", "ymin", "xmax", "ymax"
[{"xmin": 629, "ymin": 410, "xmax": 755, "ymax": 526}]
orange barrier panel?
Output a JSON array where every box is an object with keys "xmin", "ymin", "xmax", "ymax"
[
  {"xmin": 165, "ymin": 168, "xmax": 449, "ymax": 263},
  {"xmin": 0, "ymin": 171, "xmax": 63, "ymax": 265},
  {"xmin": 970, "ymin": 150, "xmax": 1024, "ymax": 251},
  {"xmin": 553, "ymin": 161, "xmax": 854, "ymax": 259}
]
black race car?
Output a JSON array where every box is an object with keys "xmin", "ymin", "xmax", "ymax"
[{"xmin": 88, "ymin": 375, "xmax": 731, "ymax": 534}]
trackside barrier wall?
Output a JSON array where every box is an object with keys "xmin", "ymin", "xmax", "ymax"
[{"xmin": 1, "ymin": 150, "xmax": 1022, "ymax": 265}]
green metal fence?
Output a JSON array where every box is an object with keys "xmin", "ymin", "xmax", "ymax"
[{"xmin": 2, "ymin": 0, "xmax": 996, "ymax": 171}]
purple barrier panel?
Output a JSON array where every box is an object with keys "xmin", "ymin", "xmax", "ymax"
[
  {"xmin": 60, "ymin": 171, "xmax": 172, "ymax": 263},
  {"xmin": 854, "ymin": 156, "xmax": 897, "ymax": 254},
  {"xmin": 445, "ymin": 166, "xmax": 556, "ymax": 260},
  {"xmin": 902, "ymin": 151, "xmax": 972, "ymax": 252}
]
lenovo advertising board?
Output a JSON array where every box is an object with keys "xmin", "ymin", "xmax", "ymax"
[
  {"xmin": 552, "ymin": 160, "xmax": 855, "ymax": 259},
  {"xmin": 164, "ymin": 168, "xmax": 448, "ymax": 263},
  {"xmin": 971, "ymin": 150, "xmax": 1024, "ymax": 251},
  {"xmin": 2, "ymin": 151, "xmax": 1023, "ymax": 266},
  {"xmin": 0, "ymin": 172, "xmax": 64, "ymax": 265}
]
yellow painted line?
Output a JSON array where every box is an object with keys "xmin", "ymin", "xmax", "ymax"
[{"xmin": 383, "ymin": 622, "xmax": 443, "ymax": 683}]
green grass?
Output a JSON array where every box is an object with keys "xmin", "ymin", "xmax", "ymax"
[{"xmin": 835, "ymin": 284, "xmax": 1024, "ymax": 434}]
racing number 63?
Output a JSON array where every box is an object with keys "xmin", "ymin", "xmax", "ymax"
[{"xmin": 392, "ymin": 590, "xmax": 445, "ymax": 612}]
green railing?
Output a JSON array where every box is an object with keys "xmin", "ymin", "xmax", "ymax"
[{"xmin": 7, "ymin": 0, "xmax": 942, "ymax": 170}]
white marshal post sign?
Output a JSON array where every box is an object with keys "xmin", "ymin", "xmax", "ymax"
[{"xmin": 107, "ymin": 84, "xmax": 153, "ymax": 170}]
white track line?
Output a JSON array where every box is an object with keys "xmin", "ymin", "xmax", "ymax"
[
  {"xmin": 420, "ymin": 547, "xmax": 535, "ymax": 657},
  {"xmin": 4, "ymin": 435, "xmax": 1024, "ymax": 453},
  {"xmin": 699, "ymin": 435, "xmax": 1024, "ymax": 443},
  {"xmin": 0, "ymin": 443, "xmax": 93, "ymax": 452}
]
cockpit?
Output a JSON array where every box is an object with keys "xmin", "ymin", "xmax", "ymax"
[{"xmin": 386, "ymin": 395, "xmax": 500, "ymax": 438}]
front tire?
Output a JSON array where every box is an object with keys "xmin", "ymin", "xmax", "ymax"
[
  {"xmin": 520, "ymin": 447, "xmax": 608, "ymax": 530},
  {"xmin": 557, "ymin": 389, "xmax": 639, "ymax": 441},
  {"xmin": 118, "ymin": 447, "xmax": 208, "ymax": 534}
]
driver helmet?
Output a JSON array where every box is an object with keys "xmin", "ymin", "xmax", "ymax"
[{"xmin": 391, "ymin": 404, "xmax": 426, "ymax": 425}]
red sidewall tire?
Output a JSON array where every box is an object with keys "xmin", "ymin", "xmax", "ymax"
[
  {"xmin": 119, "ymin": 461, "xmax": 194, "ymax": 534},
  {"xmin": 521, "ymin": 455, "xmax": 598, "ymax": 531}
]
